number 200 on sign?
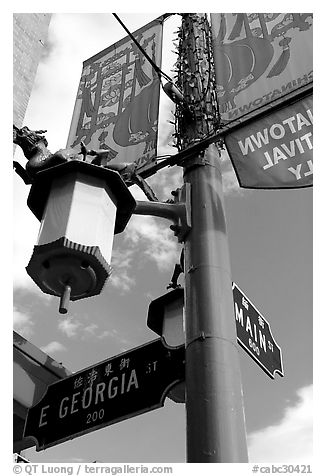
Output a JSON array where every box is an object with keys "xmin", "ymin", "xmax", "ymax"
[{"xmin": 86, "ymin": 408, "xmax": 104, "ymax": 424}]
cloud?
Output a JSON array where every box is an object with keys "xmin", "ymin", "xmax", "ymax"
[
  {"xmin": 58, "ymin": 317, "xmax": 100, "ymax": 340},
  {"xmin": 125, "ymin": 214, "xmax": 179, "ymax": 271},
  {"xmin": 25, "ymin": 14, "xmax": 120, "ymax": 150},
  {"xmin": 40, "ymin": 341, "xmax": 67, "ymax": 355},
  {"xmin": 147, "ymin": 166, "xmax": 183, "ymax": 202},
  {"xmin": 108, "ymin": 199, "xmax": 180, "ymax": 288},
  {"xmin": 97, "ymin": 328, "xmax": 134, "ymax": 351},
  {"xmin": 83, "ymin": 323, "xmax": 99, "ymax": 335},
  {"xmin": 56, "ymin": 314, "xmax": 132, "ymax": 349},
  {"xmin": 109, "ymin": 270, "xmax": 136, "ymax": 293},
  {"xmin": 13, "ymin": 175, "xmax": 53, "ymax": 304},
  {"xmin": 108, "ymin": 247, "xmax": 136, "ymax": 292},
  {"xmin": 13, "ymin": 176, "xmax": 44, "ymax": 294},
  {"xmin": 13, "ymin": 307, "xmax": 34, "ymax": 339},
  {"xmin": 58, "ymin": 317, "xmax": 81, "ymax": 338},
  {"xmin": 248, "ymin": 385, "xmax": 313, "ymax": 462}
]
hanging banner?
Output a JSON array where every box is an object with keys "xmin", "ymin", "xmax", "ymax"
[
  {"xmin": 224, "ymin": 95, "xmax": 313, "ymax": 188},
  {"xmin": 67, "ymin": 17, "xmax": 163, "ymax": 169},
  {"xmin": 210, "ymin": 13, "xmax": 313, "ymax": 123}
]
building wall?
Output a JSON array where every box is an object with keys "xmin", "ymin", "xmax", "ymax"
[{"xmin": 13, "ymin": 13, "xmax": 52, "ymax": 128}]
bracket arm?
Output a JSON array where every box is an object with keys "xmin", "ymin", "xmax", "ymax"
[{"xmin": 133, "ymin": 183, "xmax": 191, "ymax": 242}]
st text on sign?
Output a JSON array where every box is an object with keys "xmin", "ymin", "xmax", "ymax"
[
  {"xmin": 210, "ymin": 13, "xmax": 312, "ymax": 123},
  {"xmin": 23, "ymin": 339, "xmax": 185, "ymax": 450},
  {"xmin": 224, "ymin": 95, "xmax": 313, "ymax": 188},
  {"xmin": 232, "ymin": 283, "xmax": 284, "ymax": 379}
]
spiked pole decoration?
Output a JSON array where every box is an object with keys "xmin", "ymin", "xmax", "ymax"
[{"xmin": 175, "ymin": 14, "xmax": 248, "ymax": 462}]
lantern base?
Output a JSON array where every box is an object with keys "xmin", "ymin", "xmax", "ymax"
[{"xmin": 26, "ymin": 237, "xmax": 112, "ymax": 304}]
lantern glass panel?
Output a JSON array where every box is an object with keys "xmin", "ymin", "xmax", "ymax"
[{"xmin": 37, "ymin": 172, "xmax": 117, "ymax": 264}]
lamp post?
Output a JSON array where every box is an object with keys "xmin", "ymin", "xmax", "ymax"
[{"xmin": 16, "ymin": 13, "xmax": 249, "ymax": 462}]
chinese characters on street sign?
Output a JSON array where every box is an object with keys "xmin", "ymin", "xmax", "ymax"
[
  {"xmin": 24, "ymin": 339, "xmax": 184, "ymax": 450},
  {"xmin": 225, "ymin": 95, "xmax": 313, "ymax": 188},
  {"xmin": 232, "ymin": 283, "xmax": 284, "ymax": 379},
  {"xmin": 66, "ymin": 17, "xmax": 163, "ymax": 170}
]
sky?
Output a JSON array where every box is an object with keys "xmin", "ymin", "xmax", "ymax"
[{"xmin": 9, "ymin": 5, "xmax": 317, "ymax": 468}]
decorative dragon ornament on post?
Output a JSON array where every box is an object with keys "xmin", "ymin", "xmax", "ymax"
[
  {"xmin": 13, "ymin": 125, "xmax": 71, "ymax": 184},
  {"xmin": 13, "ymin": 124, "xmax": 158, "ymax": 201}
]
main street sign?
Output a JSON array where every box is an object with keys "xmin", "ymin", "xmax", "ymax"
[
  {"xmin": 24, "ymin": 339, "xmax": 184, "ymax": 450},
  {"xmin": 232, "ymin": 283, "xmax": 284, "ymax": 379},
  {"xmin": 148, "ymin": 285, "xmax": 283, "ymax": 379}
]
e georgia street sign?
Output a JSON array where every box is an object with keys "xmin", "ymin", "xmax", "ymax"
[
  {"xmin": 232, "ymin": 283, "xmax": 284, "ymax": 379},
  {"xmin": 23, "ymin": 339, "xmax": 185, "ymax": 451}
]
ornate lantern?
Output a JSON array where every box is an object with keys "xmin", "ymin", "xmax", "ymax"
[{"xmin": 26, "ymin": 160, "xmax": 136, "ymax": 313}]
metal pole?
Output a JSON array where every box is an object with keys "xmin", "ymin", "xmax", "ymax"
[
  {"xmin": 183, "ymin": 144, "xmax": 248, "ymax": 462},
  {"xmin": 177, "ymin": 14, "xmax": 248, "ymax": 462}
]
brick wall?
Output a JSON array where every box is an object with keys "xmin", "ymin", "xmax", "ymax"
[{"xmin": 13, "ymin": 13, "xmax": 52, "ymax": 128}]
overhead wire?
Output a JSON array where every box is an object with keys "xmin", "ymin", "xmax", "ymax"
[
  {"xmin": 111, "ymin": 13, "xmax": 222, "ymax": 175},
  {"xmin": 112, "ymin": 13, "xmax": 175, "ymax": 84}
]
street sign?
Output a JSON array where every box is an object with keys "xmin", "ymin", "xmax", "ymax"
[
  {"xmin": 232, "ymin": 283, "xmax": 284, "ymax": 379},
  {"xmin": 23, "ymin": 339, "xmax": 185, "ymax": 450}
]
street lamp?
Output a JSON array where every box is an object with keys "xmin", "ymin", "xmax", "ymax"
[{"xmin": 26, "ymin": 160, "xmax": 136, "ymax": 314}]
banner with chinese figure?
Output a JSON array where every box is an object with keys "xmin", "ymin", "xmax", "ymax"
[
  {"xmin": 224, "ymin": 95, "xmax": 313, "ymax": 188},
  {"xmin": 67, "ymin": 17, "xmax": 163, "ymax": 169},
  {"xmin": 210, "ymin": 13, "xmax": 313, "ymax": 123}
]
